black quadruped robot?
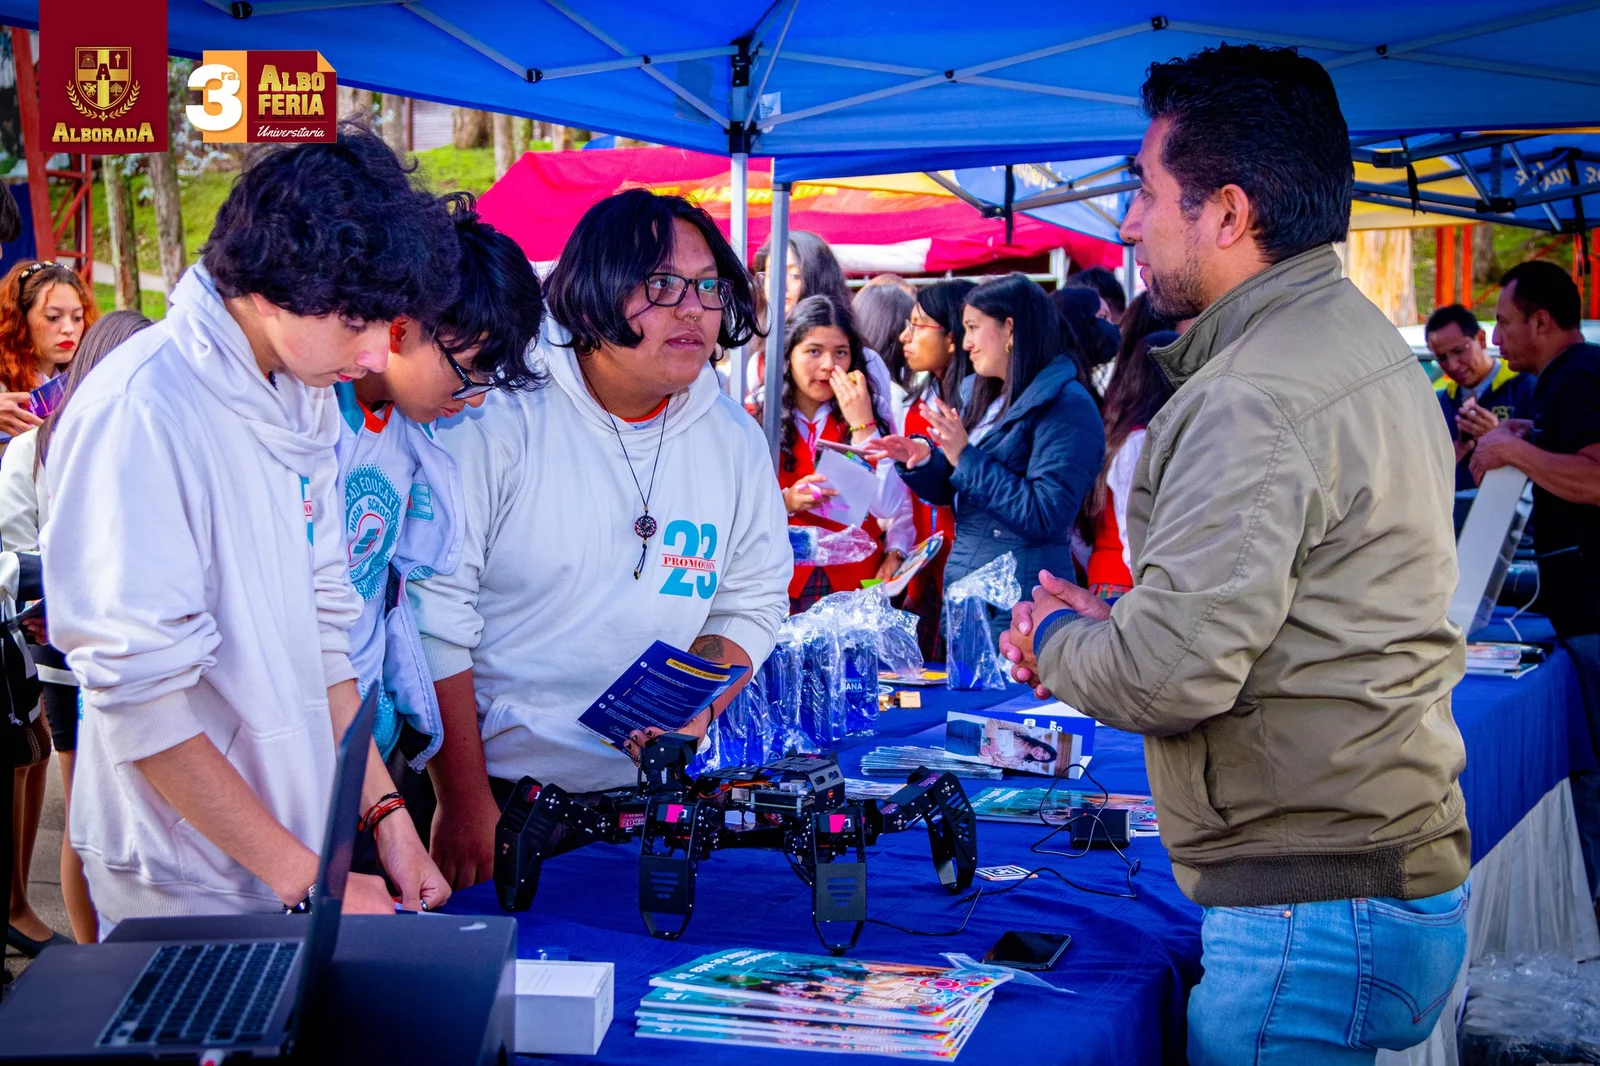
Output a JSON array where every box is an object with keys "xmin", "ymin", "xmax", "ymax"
[{"xmin": 493, "ymin": 734, "xmax": 978, "ymax": 954}]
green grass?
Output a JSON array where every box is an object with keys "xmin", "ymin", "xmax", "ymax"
[{"xmin": 93, "ymin": 282, "xmax": 166, "ymax": 319}]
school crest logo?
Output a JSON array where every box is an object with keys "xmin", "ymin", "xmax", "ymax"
[
  {"xmin": 345, "ymin": 465, "xmax": 402, "ymax": 600},
  {"xmin": 71, "ymin": 47, "xmax": 140, "ymax": 119}
]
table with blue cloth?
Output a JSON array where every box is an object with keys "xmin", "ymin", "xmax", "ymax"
[{"xmin": 446, "ymin": 628, "xmax": 1592, "ymax": 1066}]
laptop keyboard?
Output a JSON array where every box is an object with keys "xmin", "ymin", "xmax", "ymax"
[{"xmin": 98, "ymin": 941, "xmax": 300, "ymax": 1047}]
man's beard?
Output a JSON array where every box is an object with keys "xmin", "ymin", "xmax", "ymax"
[{"xmin": 1145, "ymin": 254, "xmax": 1207, "ymax": 321}]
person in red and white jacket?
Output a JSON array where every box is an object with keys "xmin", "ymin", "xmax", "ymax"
[
  {"xmin": 756, "ymin": 295, "xmax": 912, "ymax": 613},
  {"xmin": 1084, "ymin": 329, "xmax": 1178, "ymax": 598}
]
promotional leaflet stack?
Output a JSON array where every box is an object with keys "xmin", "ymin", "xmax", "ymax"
[{"xmin": 636, "ymin": 948, "xmax": 1012, "ymax": 1059}]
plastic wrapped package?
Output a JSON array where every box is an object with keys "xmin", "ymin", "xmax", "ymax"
[
  {"xmin": 788, "ymin": 525, "xmax": 879, "ymax": 568},
  {"xmin": 1460, "ymin": 953, "xmax": 1600, "ymax": 1066},
  {"xmin": 942, "ymin": 553, "xmax": 1022, "ymax": 690}
]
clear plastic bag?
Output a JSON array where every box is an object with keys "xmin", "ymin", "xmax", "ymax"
[
  {"xmin": 1461, "ymin": 953, "xmax": 1600, "ymax": 1065},
  {"xmin": 788, "ymin": 525, "xmax": 879, "ymax": 567},
  {"xmin": 943, "ymin": 552, "xmax": 1022, "ymax": 691}
]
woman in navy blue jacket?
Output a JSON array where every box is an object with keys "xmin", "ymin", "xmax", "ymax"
[{"xmin": 866, "ymin": 273, "xmax": 1105, "ymax": 637}]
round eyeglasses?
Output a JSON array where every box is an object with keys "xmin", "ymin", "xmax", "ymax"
[{"xmin": 644, "ymin": 273, "xmax": 734, "ymax": 311}]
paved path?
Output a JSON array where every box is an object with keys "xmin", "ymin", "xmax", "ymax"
[{"xmin": 90, "ymin": 261, "xmax": 169, "ymax": 294}]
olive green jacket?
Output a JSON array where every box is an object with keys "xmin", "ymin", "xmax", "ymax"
[{"xmin": 1037, "ymin": 246, "xmax": 1470, "ymax": 907}]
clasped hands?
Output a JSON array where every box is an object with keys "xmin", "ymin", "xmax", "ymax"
[{"xmin": 999, "ymin": 569, "xmax": 1111, "ymax": 699}]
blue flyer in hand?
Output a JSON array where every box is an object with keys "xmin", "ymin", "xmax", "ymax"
[{"xmin": 578, "ymin": 640, "xmax": 749, "ymax": 749}]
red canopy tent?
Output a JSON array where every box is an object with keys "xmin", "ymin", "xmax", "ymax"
[{"xmin": 477, "ymin": 147, "xmax": 1120, "ymax": 275}]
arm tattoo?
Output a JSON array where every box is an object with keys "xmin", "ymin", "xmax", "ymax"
[{"xmin": 689, "ymin": 634, "xmax": 727, "ymax": 662}]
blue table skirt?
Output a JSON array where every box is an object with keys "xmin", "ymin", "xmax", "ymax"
[{"xmin": 449, "ymin": 636, "xmax": 1591, "ymax": 1065}]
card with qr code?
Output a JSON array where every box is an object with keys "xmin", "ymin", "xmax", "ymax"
[{"xmin": 976, "ymin": 865, "xmax": 1038, "ymax": 882}]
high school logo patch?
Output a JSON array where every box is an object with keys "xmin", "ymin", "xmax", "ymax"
[{"xmin": 345, "ymin": 465, "xmax": 402, "ymax": 599}]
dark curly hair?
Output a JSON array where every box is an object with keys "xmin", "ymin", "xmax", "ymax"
[
  {"xmin": 759, "ymin": 295, "xmax": 889, "ymax": 473},
  {"xmin": 545, "ymin": 189, "xmax": 759, "ymax": 354},
  {"xmin": 1141, "ymin": 44, "xmax": 1352, "ymax": 263},
  {"xmin": 201, "ymin": 124, "xmax": 459, "ymax": 326},
  {"xmin": 435, "ymin": 192, "xmax": 545, "ymax": 391}
]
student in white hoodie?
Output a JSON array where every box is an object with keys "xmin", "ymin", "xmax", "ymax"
[
  {"xmin": 41, "ymin": 130, "xmax": 457, "ymax": 930},
  {"xmin": 416, "ymin": 190, "xmax": 792, "ymax": 890},
  {"xmin": 334, "ymin": 193, "xmax": 544, "ymax": 778}
]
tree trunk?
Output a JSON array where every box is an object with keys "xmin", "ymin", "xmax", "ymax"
[
  {"xmin": 1343, "ymin": 229, "xmax": 1417, "ymax": 326},
  {"xmin": 492, "ymin": 112, "xmax": 515, "ymax": 179},
  {"xmin": 338, "ymin": 88, "xmax": 374, "ymax": 125},
  {"xmin": 512, "ymin": 117, "xmax": 532, "ymax": 157},
  {"xmin": 1472, "ymin": 223, "xmax": 1496, "ymax": 290},
  {"xmin": 378, "ymin": 93, "xmax": 408, "ymax": 155},
  {"xmin": 146, "ymin": 148, "xmax": 185, "ymax": 295},
  {"xmin": 551, "ymin": 124, "xmax": 573, "ymax": 151},
  {"xmin": 451, "ymin": 108, "xmax": 491, "ymax": 149},
  {"xmin": 101, "ymin": 157, "xmax": 141, "ymax": 311}
]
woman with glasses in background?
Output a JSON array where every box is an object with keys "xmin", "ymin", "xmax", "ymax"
[{"xmin": 413, "ymin": 190, "xmax": 791, "ymax": 891}]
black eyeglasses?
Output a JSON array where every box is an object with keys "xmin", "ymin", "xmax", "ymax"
[
  {"xmin": 445, "ymin": 352, "xmax": 495, "ymax": 400},
  {"xmin": 644, "ymin": 273, "xmax": 734, "ymax": 311}
]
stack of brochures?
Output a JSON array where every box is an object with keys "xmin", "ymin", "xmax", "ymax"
[
  {"xmin": 636, "ymin": 949, "xmax": 1011, "ymax": 1059},
  {"xmin": 969, "ymin": 785, "xmax": 1161, "ymax": 836},
  {"xmin": 1464, "ymin": 642, "xmax": 1539, "ymax": 678},
  {"xmin": 858, "ymin": 746, "xmax": 1004, "ymax": 779}
]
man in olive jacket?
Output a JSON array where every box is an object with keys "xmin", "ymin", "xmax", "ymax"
[{"xmin": 1001, "ymin": 46, "xmax": 1470, "ymax": 1065}]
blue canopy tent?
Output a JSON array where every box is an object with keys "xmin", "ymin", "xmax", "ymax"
[{"xmin": 8, "ymin": 0, "xmax": 1598, "ymax": 451}]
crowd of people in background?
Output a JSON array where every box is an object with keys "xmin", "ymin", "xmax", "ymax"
[{"xmin": 0, "ymin": 40, "xmax": 1597, "ymax": 1066}]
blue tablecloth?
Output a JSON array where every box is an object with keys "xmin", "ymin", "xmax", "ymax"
[
  {"xmin": 448, "ymin": 635, "xmax": 1592, "ymax": 1065},
  {"xmin": 451, "ymin": 679, "xmax": 1202, "ymax": 1065}
]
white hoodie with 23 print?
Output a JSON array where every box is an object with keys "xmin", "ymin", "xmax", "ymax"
[
  {"xmin": 413, "ymin": 329, "xmax": 792, "ymax": 792},
  {"xmin": 41, "ymin": 265, "xmax": 360, "ymax": 925}
]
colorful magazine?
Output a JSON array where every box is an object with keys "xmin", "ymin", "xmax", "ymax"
[
  {"xmin": 637, "ymin": 996, "xmax": 993, "ymax": 1060},
  {"xmin": 638, "ymin": 986, "xmax": 978, "ymax": 1032},
  {"xmin": 649, "ymin": 949, "xmax": 1010, "ymax": 1028},
  {"xmin": 968, "ymin": 785, "xmax": 1160, "ymax": 835}
]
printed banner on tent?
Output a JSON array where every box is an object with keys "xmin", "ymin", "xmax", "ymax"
[
  {"xmin": 40, "ymin": 0, "xmax": 169, "ymax": 152},
  {"xmin": 186, "ymin": 50, "xmax": 337, "ymax": 144}
]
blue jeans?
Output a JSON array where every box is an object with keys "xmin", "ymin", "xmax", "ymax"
[{"xmin": 1187, "ymin": 884, "xmax": 1470, "ymax": 1065}]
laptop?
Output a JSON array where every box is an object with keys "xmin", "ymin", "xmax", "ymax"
[{"xmin": 0, "ymin": 688, "xmax": 379, "ymax": 1061}]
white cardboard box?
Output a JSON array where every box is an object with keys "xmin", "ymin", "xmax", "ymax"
[{"xmin": 514, "ymin": 960, "xmax": 614, "ymax": 1056}]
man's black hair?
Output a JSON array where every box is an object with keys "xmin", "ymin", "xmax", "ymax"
[
  {"xmin": 1424, "ymin": 303, "xmax": 1483, "ymax": 341},
  {"xmin": 1140, "ymin": 44, "xmax": 1352, "ymax": 263},
  {"xmin": 1066, "ymin": 266, "xmax": 1126, "ymax": 316},
  {"xmin": 435, "ymin": 193, "xmax": 545, "ymax": 391},
  {"xmin": 545, "ymin": 189, "xmax": 759, "ymax": 353},
  {"xmin": 1500, "ymin": 260, "xmax": 1582, "ymax": 330},
  {"xmin": 202, "ymin": 124, "xmax": 458, "ymax": 325}
]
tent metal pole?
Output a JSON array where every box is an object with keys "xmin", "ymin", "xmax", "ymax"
[
  {"xmin": 542, "ymin": 0, "xmax": 729, "ymax": 128},
  {"xmin": 760, "ymin": 20, "xmax": 1154, "ymax": 130},
  {"xmin": 401, "ymin": 3, "xmax": 532, "ymax": 80},
  {"xmin": 1322, "ymin": 0, "xmax": 1600, "ymax": 70},
  {"xmin": 763, "ymin": 183, "xmax": 791, "ymax": 466},
  {"xmin": 730, "ymin": 150, "xmax": 750, "ymax": 400}
]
